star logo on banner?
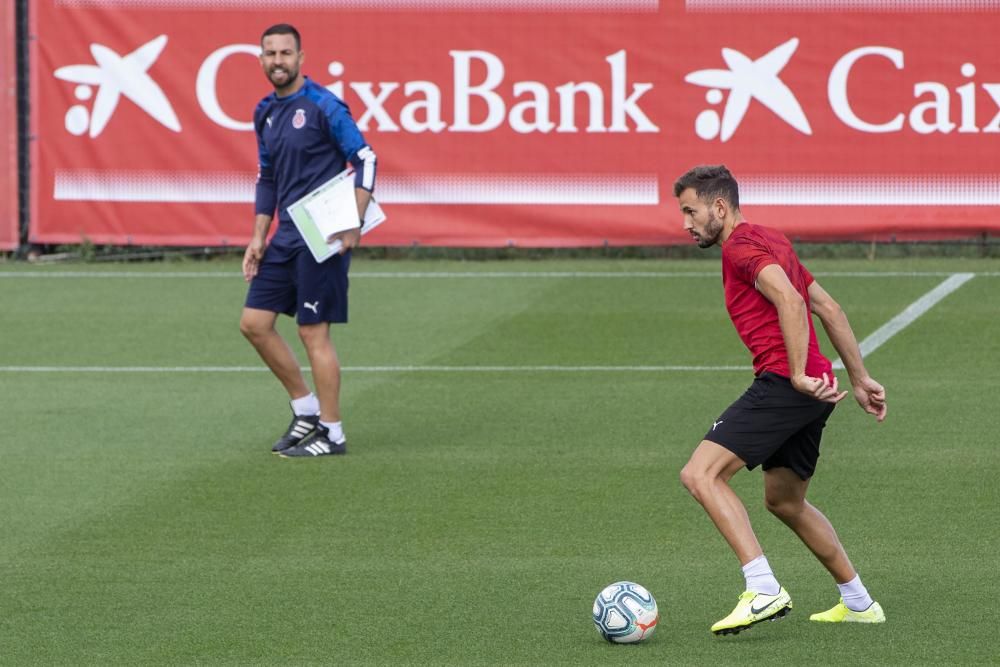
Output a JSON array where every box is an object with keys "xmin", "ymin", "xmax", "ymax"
[
  {"xmin": 685, "ymin": 38, "xmax": 812, "ymax": 142},
  {"xmin": 54, "ymin": 35, "xmax": 181, "ymax": 138}
]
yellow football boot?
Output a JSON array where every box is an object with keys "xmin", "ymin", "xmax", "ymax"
[
  {"xmin": 810, "ymin": 599, "xmax": 885, "ymax": 623},
  {"xmin": 711, "ymin": 587, "xmax": 793, "ymax": 636}
]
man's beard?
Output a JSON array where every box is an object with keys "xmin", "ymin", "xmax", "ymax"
[
  {"xmin": 268, "ymin": 65, "xmax": 299, "ymax": 89},
  {"xmin": 697, "ymin": 211, "xmax": 724, "ymax": 248}
]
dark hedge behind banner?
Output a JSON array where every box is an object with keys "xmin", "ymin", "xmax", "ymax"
[{"xmin": 28, "ymin": 0, "xmax": 1000, "ymax": 247}]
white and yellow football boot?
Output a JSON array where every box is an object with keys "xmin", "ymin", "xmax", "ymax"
[
  {"xmin": 711, "ymin": 588, "xmax": 793, "ymax": 636},
  {"xmin": 810, "ymin": 599, "xmax": 885, "ymax": 623}
]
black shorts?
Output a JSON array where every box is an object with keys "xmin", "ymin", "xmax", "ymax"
[
  {"xmin": 704, "ymin": 372, "xmax": 836, "ymax": 480},
  {"xmin": 245, "ymin": 246, "xmax": 350, "ymax": 325}
]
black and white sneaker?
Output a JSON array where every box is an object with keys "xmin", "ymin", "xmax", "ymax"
[
  {"xmin": 279, "ymin": 424, "xmax": 347, "ymax": 458},
  {"xmin": 271, "ymin": 413, "xmax": 320, "ymax": 454}
]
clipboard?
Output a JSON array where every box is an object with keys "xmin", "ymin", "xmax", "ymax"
[{"xmin": 287, "ymin": 169, "xmax": 387, "ymax": 262}]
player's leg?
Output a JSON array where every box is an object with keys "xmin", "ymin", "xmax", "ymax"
[
  {"xmin": 762, "ymin": 404, "xmax": 885, "ymax": 624},
  {"xmin": 680, "ymin": 441, "xmax": 761, "ymax": 565},
  {"xmin": 243, "ymin": 254, "xmax": 322, "ymax": 452},
  {"xmin": 764, "ymin": 468, "xmax": 885, "ymax": 622},
  {"xmin": 682, "ymin": 441, "xmax": 793, "ymax": 635},
  {"xmin": 240, "ymin": 307, "xmax": 311, "ymax": 398},
  {"xmin": 298, "ymin": 322, "xmax": 342, "ymax": 424},
  {"xmin": 279, "ymin": 252, "xmax": 350, "ymax": 458},
  {"xmin": 240, "ymin": 306, "xmax": 321, "ymax": 453},
  {"xmin": 242, "ymin": 251, "xmax": 312, "ymax": 399},
  {"xmin": 281, "ymin": 324, "xmax": 347, "ymax": 457},
  {"xmin": 686, "ymin": 374, "xmax": 814, "ymax": 634},
  {"xmin": 763, "ymin": 467, "xmax": 855, "ymax": 581}
]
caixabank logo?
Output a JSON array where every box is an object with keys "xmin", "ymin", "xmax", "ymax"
[
  {"xmin": 51, "ymin": 37, "xmax": 660, "ymax": 137},
  {"xmin": 686, "ymin": 37, "xmax": 1000, "ymax": 141},
  {"xmin": 51, "ymin": 33, "xmax": 1000, "ymax": 143},
  {"xmin": 44, "ymin": 28, "xmax": 1000, "ymax": 213}
]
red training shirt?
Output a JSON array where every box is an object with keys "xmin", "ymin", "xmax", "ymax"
[{"xmin": 721, "ymin": 222, "xmax": 832, "ymax": 379}]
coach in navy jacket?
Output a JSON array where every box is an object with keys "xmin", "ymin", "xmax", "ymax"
[{"xmin": 240, "ymin": 22, "xmax": 376, "ymax": 458}]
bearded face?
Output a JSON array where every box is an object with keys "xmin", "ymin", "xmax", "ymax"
[
  {"xmin": 260, "ymin": 33, "xmax": 304, "ymax": 94},
  {"xmin": 678, "ymin": 188, "xmax": 726, "ymax": 248}
]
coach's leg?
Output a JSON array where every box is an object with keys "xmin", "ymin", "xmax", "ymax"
[
  {"xmin": 680, "ymin": 440, "xmax": 763, "ymax": 564},
  {"xmin": 298, "ymin": 322, "xmax": 341, "ymax": 423},
  {"xmin": 763, "ymin": 467, "xmax": 855, "ymax": 583},
  {"xmin": 240, "ymin": 307, "xmax": 311, "ymax": 398}
]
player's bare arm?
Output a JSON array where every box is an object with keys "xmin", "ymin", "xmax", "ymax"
[
  {"xmin": 243, "ymin": 213, "xmax": 273, "ymax": 282},
  {"xmin": 355, "ymin": 185, "xmax": 372, "ymax": 224},
  {"xmin": 756, "ymin": 264, "xmax": 847, "ymax": 404},
  {"xmin": 808, "ymin": 281, "xmax": 888, "ymax": 421}
]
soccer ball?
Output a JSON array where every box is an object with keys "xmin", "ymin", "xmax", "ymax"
[{"xmin": 592, "ymin": 581, "xmax": 659, "ymax": 643}]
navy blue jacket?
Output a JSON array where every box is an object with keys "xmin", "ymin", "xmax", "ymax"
[{"xmin": 254, "ymin": 77, "xmax": 376, "ymax": 253}]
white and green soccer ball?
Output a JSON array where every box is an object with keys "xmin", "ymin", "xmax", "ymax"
[{"xmin": 592, "ymin": 581, "xmax": 659, "ymax": 643}]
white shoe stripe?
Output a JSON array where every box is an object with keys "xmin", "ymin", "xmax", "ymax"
[{"xmin": 305, "ymin": 442, "xmax": 331, "ymax": 455}]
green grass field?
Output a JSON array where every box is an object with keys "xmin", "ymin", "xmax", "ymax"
[{"xmin": 1, "ymin": 257, "xmax": 998, "ymax": 665}]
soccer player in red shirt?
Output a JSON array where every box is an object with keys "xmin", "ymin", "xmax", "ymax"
[{"xmin": 673, "ymin": 165, "xmax": 888, "ymax": 635}]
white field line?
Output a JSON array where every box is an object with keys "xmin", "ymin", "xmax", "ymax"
[
  {"xmin": 831, "ymin": 272, "xmax": 975, "ymax": 369},
  {"xmin": 0, "ymin": 365, "xmax": 749, "ymax": 373},
  {"xmin": 1, "ymin": 271, "xmax": 999, "ymax": 279}
]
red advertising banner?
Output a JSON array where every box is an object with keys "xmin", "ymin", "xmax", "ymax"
[
  {"xmin": 30, "ymin": 0, "xmax": 1000, "ymax": 247},
  {"xmin": 1, "ymin": 0, "xmax": 18, "ymax": 251}
]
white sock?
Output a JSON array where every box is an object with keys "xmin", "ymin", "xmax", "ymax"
[
  {"xmin": 742, "ymin": 555, "xmax": 781, "ymax": 595},
  {"xmin": 320, "ymin": 420, "xmax": 345, "ymax": 444},
  {"xmin": 837, "ymin": 574, "xmax": 874, "ymax": 612},
  {"xmin": 290, "ymin": 393, "xmax": 320, "ymax": 417}
]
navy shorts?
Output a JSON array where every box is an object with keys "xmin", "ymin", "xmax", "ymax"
[
  {"xmin": 704, "ymin": 372, "xmax": 836, "ymax": 480},
  {"xmin": 245, "ymin": 246, "xmax": 351, "ymax": 325}
]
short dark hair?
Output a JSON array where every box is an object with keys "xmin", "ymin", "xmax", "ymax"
[
  {"xmin": 672, "ymin": 165, "xmax": 740, "ymax": 211},
  {"xmin": 261, "ymin": 23, "xmax": 301, "ymax": 51}
]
